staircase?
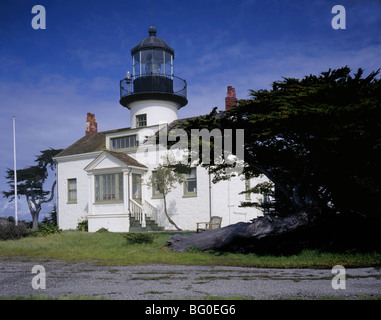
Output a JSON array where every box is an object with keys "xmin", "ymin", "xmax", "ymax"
[
  {"xmin": 129, "ymin": 216, "xmax": 164, "ymax": 232},
  {"xmin": 129, "ymin": 199, "xmax": 164, "ymax": 232}
]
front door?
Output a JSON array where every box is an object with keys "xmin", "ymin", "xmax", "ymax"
[{"xmin": 132, "ymin": 173, "xmax": 142, "ymax": 204}]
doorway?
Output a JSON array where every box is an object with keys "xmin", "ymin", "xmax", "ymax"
[{"xmin": 132, "ymin": 173, "xmax": 142, "ymax": 204}]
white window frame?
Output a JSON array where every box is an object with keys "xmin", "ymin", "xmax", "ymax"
[
  {"xmin": 245, "ymin": 179, "xmax": 251, "ymax": 201},
  {"xmin": 183, "ymin": 167, "xmax": 197, "ymax": 197},
  {"xmin": 136, "ymin": 114, "xmax": 147, "ymax": 128},
  {"xmin": 67, "ymin": 178, "xmax": 77, "ymax": 204},
  {"xmin": 94, "ymin": 173, "xmax": 123, "ymax": 203},
  {"xmin": 111, "ymin": 135, "xmax": 138, "ymax": 151},
  {"xmin": 151, "ymin": 170, "xmax": 164, "ymax": 199}
]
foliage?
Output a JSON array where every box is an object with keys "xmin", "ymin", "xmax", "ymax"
[
  {"xmin": 3, "ymin": 148, "xmax": 63, "ymax": 228},
  {"xmin": 148, "ymin": 155, "xmax": 188, "ymax": 196},
  {"xmin": 76, "ymin": 217, "xmax": 88, "ymax": 232},
  {"xmin": 181, "ymin": 67, "xmax": 381, "ymax": 218},
  {"xmin": 146, "ymin": 154, "xmax": 189, "ymax": 231},
  {"xmin": 123, "ymin": 232, "xmax": 156, "ymax": 245},
  {"xmin": 96, "ymin": 227, "xmax": 109, "ymax": 233},
  {"xmin": 0, "ymin": 218, "xmax": 29, "ymax": 241},
  {"xmin": 33, "ymin": 223, "xmax": 62, "ymax": 237},
  {"xmin": 41, "ymin": 205, "xmax": 58, "ymax": 226}
]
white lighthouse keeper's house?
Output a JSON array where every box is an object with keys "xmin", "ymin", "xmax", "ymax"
[{"xmin": 54, "ymin": 26, "xmax": 266, "ymax": 232}]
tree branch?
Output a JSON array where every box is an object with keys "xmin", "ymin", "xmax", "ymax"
[
  {"xmin": 247, "ymin": 156, "xmax": 291, "ymax": 202},
  {"xmin": 40, "ymin": 179, "xmax": 57, "ymax": 204}
]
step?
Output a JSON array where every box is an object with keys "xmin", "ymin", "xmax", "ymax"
[{"xmin": 129, "ymin": 216, "xmax": 164, "ymax": 232}]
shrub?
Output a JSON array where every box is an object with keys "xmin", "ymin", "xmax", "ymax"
[
  {"xmin": 0, "ymin": 218, "xmax": 29, "ymax": 240},
  {"xmin": 34, "ymin": 223, "xmax": 62, "ymax": 237},
  {"xmin": 41, "ymin": 205, "xmax": 58, "ymax": 226},
  {"xmin": 76, "ymin": 217, "xmax": 88, "ymax": 232},
  {"xmin": 123, "ymin": 233, "xmax": 156, "ymax": 245},
  {"xmin": 96, "ymin": 227, "xmax": 109, "ymax": 233}
]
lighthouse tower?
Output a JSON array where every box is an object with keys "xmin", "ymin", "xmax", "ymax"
[{"xmin": 119, "ymin": 26, "xmax": 188, "ymax": 129}]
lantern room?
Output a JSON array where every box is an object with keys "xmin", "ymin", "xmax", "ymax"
[
  {"xmin": 132, "ymin": 26, "xmax": 173, "ymax": 77},
  {"xmin": 120, "ymin": 26, "xmax": 187, "ymax": 110}
]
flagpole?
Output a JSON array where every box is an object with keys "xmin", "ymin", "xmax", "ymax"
[{"xmin": 13, "ymin": 115, "xmax": 18, "ymax": 226}]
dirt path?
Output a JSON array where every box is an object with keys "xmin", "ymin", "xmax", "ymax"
[{"xmin": 1, "ymin": 257, "xmax": 380, "ymax": 300}]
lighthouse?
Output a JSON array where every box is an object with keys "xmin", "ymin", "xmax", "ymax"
[
  {"xmin": 55, "ymin": 26, "xmax": 266, "ymax": 234},
  {"xmin": 119, "ymin": 26, "xmax": 188, "ymax": 129}
]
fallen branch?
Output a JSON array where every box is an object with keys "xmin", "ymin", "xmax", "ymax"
[{"xmin": 165, "ymin": 213, "xmax": 312, "ymax": 252}]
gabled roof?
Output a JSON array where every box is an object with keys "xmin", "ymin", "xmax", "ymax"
[
  {"xmin": 55, "ymin": 127, "xmax": 131, "ymax": 158},
  {"xmin": 84, "ymin": 150, "xmax": 147, "ymax": 171},
  {"xmin": 106, "ymin": 151, "xmax": 148, "ymax": 169},
  {"xmin": 55, "ymin": 132, "xmax": 106, "ymax": 157}
]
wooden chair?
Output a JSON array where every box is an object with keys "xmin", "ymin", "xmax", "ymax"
[{"xmin": 196, "ymin": 216, "xmax": 222, "ymax": 233}]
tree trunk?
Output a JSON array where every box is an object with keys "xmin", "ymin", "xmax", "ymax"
[
  {"xmin": 165, "ymin": 212, "xmax": 314, "ymax": 252},
  {"xmin": 26, "ymin": 196, "xmax": 39, "ymax": 229},
  {"xmin": 27, "ymin": 180, "xmax": 57, "ymax": 229},
  {"xmin": 32, "ymin": 212, "xmax": 40, "ymax": 229},
  {"xmin": 163, "ymin": 194, "xmax": 182, "ymax": 231}
]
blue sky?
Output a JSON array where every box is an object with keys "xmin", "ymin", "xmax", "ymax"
[{"xmin": 1, "ymin": 0, "xmax": 380, "ymax": 221}]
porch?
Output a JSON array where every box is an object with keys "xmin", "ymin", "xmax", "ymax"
[
  {"xmin": 87, "ymin": 199, "xmax": 162, "ymax": 233},
  {"xmin": 129, "ymin": 199, "xmax": 164, "ymax": 232}
]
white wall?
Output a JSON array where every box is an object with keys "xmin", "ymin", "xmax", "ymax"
[
  {"xmin": 56, "ymin": 136, "xmax": 267, "ymax": 233},
  {"xmin": 141, "ymin": 164, "xmax": 265, "ymax": 231},
  {"xmin": 56, "ymin": 152, "xmax": 132, "ymax": 232},
  {"xmin": 87, "ymin": 214, "xmax": 129, "ymax": 232},
  {"xmin": 129, "ymin": 100, "xmax": 178, "ymax": 128},
  {"xmin": 56, "ymin": 154, "xmax": 98, "ymax": 230}
]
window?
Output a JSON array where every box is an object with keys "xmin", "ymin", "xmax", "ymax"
[
  {"xmin": 151, "ymin": 171, "xmax": 163, "ymax": 198},
  {"xmin": 68, "ymin": 179, "xmax": 77, "ymax": 203},
  {"xmin": 136, "ymin": 114, "xmax": 147, "ymax": 127},
  {"xmin": 184, "ymin": 168, "xmax": 197, "ymax": 197},
  {"xmin": 111, "ymin": 135, "xmax": 138, "ymax": 151},
  {"xmin": 95, "ymin": 173, "xmax": 123, "ymax": 203},
  {"xmin": 245, "ymin": 179, "xmax": 251, "ymax": 200}
]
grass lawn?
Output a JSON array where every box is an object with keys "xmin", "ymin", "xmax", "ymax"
[{"xmin": 0, "ymin": 230, "xmax": 380, "ymax": 268}]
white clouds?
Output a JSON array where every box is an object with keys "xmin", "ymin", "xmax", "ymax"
[
  {"xmin": 178, "ymin": 35, "xmax": 381, "ymax": 121},
  {"xmin": 0, "ymin": 197, "xmax": 31, "ymax": 221},
  {"xmin": 0, "ymin": 194, "xmax": 55, "ymax": 222}
]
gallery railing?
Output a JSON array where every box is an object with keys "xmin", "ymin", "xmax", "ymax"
[{"xmin": 120, "ymin": 74, "xmax": 187, "ymax": 106}]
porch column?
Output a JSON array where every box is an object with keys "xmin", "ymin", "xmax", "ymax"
[
  {"xmin": 88, "ymin": 174, "xmax": 94, "ymax": 215},
  {"xmin": 123, "ymin": 171, "xmax": 129, "ymax": 214}
]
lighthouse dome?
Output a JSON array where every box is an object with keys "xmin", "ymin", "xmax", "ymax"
[{"xmin": 131, "ymin": 26, "xmax": 174, "ymax": 57}]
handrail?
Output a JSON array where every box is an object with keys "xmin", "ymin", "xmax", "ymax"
[
  {"xmin": 144, "ymin": 200, "xmax": 159, "ymax": 226},
  {"xmin": 120, "ymin": 74, "xmax": 187, "ymax": 99},
  {"xmin": 130, "ymin": 199, "xmax": 159, "ymax": 229},
  {"xmin": 129, "ymin": 199, "xmax": 146, "ymax": 228}
]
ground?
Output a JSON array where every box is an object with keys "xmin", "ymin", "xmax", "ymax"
[{"xmin": 1, "ymin": 257, "xmax": 380, "ymax": 300}]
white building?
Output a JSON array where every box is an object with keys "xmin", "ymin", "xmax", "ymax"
[{"xmin": 54, "ymin": 26, "xmax": 265, "ymax": 232}]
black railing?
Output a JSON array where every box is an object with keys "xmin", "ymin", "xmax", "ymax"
[{"xmin": 120, "ymin": 74, "xmax": 187, "ymax": 101}]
